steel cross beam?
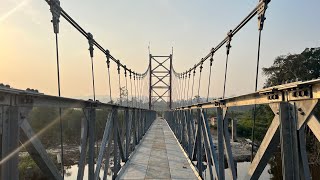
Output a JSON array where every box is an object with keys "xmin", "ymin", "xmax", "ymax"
[
  {"xmin": 151, "ymin": 89, "xmax": 170, "ymax": 103},
  {"xmin": 151, "ymin": 57, "xmax": 170, "ymax": 72},
  {"xmin": 148, "ymin": 54, "xmax": 172, "ymax": 110},
  {"xmin": 151, "ymin": 72, "xmax": 170, "ymax": 87}
]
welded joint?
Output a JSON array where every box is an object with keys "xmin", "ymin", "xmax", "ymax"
[{"xmin": 48, "ymin": 0, "xmax": 61, "ymax": 34}]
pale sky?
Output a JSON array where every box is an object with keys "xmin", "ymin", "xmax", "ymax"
[{"xmin": 1, "ymin": 0, "xmax": 320, "ymax": 101}]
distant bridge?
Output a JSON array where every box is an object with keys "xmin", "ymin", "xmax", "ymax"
[{"xmin": 1, "ymin": 0, "xmax": 320, "ymax": 180}]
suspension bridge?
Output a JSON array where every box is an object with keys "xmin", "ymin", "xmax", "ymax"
[{"xmin": 1, "ymin": 0, "xmax": 320, "ymax": 179}]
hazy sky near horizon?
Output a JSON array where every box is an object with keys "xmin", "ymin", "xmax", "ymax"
[{"xmin": 1, "ymin": 0, "xmax": 320, "ymax": 101}]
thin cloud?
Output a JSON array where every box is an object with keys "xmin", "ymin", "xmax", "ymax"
[
  {"xmin": 0, "ymin": 0, "xmax": 40, "ymax": 25},
  {"xmin": 0, "ymin": 0, "xmax": 30, "ymax": 23}
]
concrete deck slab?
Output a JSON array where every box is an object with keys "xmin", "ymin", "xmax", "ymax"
[{"xmin": 117, "ymin": 118, "xmax": 200, "ymax": 180}]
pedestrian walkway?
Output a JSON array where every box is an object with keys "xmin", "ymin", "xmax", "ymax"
[{"xmin": 117, "ymin": 118, "xmax": 200, "ymax": 179}]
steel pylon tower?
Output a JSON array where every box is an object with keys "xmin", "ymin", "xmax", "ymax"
[{"xmin": 148, "ymin": 54, "xmax": 172, "ymax": 110}]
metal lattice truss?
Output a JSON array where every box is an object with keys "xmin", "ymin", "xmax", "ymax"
[
  {"xmin": 166, "ymin": 79, "xmax": 320, "ymax": 179},
  {"xmin": 149, "ymin": 54, "xmax": 172, "ymax": 110}
]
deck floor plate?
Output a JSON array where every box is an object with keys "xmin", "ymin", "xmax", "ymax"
[{"xmin": 118, "ymin": 118, "xmax": 200, "ymax": 180}]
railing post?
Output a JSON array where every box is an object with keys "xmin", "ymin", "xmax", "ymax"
[
  {"xmin": 231, "ymin": 118, "xmax": 237, "ymax": 142},
  {"xmin": 279, "ymin": 102, "xmax": 300, "ymax": 179},
  {"xmin": 196, "ymin": 109, "xmax": 203, "ymax": 178},
  {"xmin": 88, "ymin": 106, "xmax": 96, "ymax": 180},
  {"xmin": 94, "ymin": 108, "xmax": 114, "ymax": 180},
  {"xmin": 112, "ymin": 109, "xmax": 120, "ymax": 180},
  {"xmin": 77, "ymin": 109, "xmax": 89, "ymax": 180},
  {"xmin": 222, "ymin": 108, "xmax": 236, "ymax": 179},
  {"xmin": 202, "ymin": 109, "xmax": 219, "ymax": 179},
  {"xmin": 182, "ymin": 110, "xmax": 187, "ymax": 149},
  {"xmin": 125, "ymin": 108, "xmax": 130, "ymax": 161},
  {"xmin": 1, "ymin": 106, "xmax": 19, "ymax": 180},
  {"xmin": 216, "ymin": 107, "xmax": 225, "ymax": 180},
  {"xmin": 187, "ymin": 109, "xmax": 192, "ymax": 158},
  {"xmin": 132, "ymin": 109, "xmax": 137, "ymax": 145}
]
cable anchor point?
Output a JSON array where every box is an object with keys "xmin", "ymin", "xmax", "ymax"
[
  {"xmin": 117, "ymin": 60, "xmax": 121, "ymax": 74},
  {"xmin": 87, "ymin": 33, "xmax": 94, "ymax": 58},
  {"xmin": 106, "ymin": 49, "xmax": 110, "ymax": 68},
  {"xmin": 257, "ymin": 0, "xmax": 270, "ymax": 30},
  {"xmin": 226, "ymin": 30, "xmax": 233, "ymax": 55},
  {"xmin": 49, "ymin": 0, "xmax": 61, "ymax": 34}
]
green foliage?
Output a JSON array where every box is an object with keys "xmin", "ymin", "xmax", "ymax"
[
  {"xmin": 28, "ymin": 107, "xmax": 115, "ymax": 147},
  {"xmin": 237, "ymin": 105, "xmax": 274, "ymax": 142},
  {"xmin": 19, "ymin": 154, "xmax": 59, "ymax": 179},
  {"xmin": 19, "ymin": 156, "xmax": 41, "ymax": 178},
  {"xmin": 263, "ymin": 47, "xmax": 320, "ymax": 87}
]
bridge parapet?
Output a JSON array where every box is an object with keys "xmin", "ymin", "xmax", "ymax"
[
  {"xmin": 165, "ymin": 79, "xmax": 320, "ymax": 179},
  {"xmin": 0, "ymin": 87, "xmax": 156, "ymax": 180}
]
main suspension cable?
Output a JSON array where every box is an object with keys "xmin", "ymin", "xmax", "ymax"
[{"xmin": 167, "ymin": 0, "xmax": 269, "ymax": 75}]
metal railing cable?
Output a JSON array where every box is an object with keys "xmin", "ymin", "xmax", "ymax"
[
  {"xmin": 206, "ymin": 53, "xmax": 214, "ymax": 102},
  {"xmin": 190, "ymin": 68, "xmax": 196, "ymax": 105},
  {"xmin": 197, "ymin": 61, "xmax": 203, "ymax": 103},
  {"xmin": 222, "ymin": 31, "xmax": 232, "ymax": 99},
  {"xmin": 186, "ymin": 72, "xmax": 191, "ymax": 105},
  {"xmin": 106, "ymin": 50, "xmax": 113, "ymax": 103},
  {"xmin": 251, "ymin": 0, "xmax": 268, "ymax": 161},
  {"xmin": 49, "ymin": 0, "xmax": 64, "ymax": 177}
]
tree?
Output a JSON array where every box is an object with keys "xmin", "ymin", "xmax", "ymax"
[
  {"xmin": 237, "ymin": 105, "xmax": 274, "ymax": 141},
  {"xmin": 263, "ymin": 47, "xmax": 320, "ymax": 87},
  {"xmin": 261, "ymin": 47, "xmax": 320, "ymax": 160}
]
